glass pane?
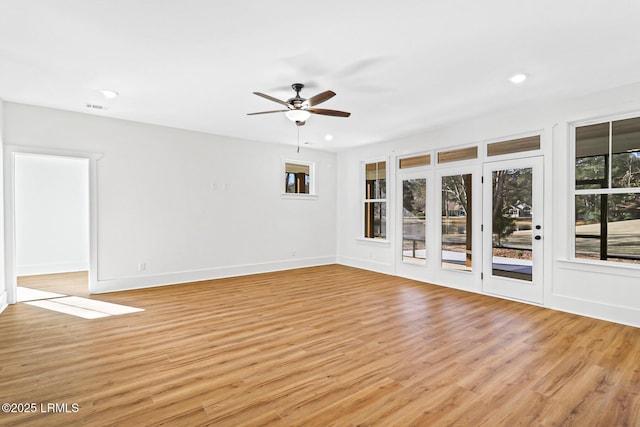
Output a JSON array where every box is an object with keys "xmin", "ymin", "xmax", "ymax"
[
  {"xmin": 365, "ymin": 161, "xmax": 386, "ymax": 199},
  {"xmin": 399, "ymin": 155, "xmax": 430, "ymax": 169},
  {"xmin": 441, "ymin": 174, "xmax": 472, "ymax": 271},
  {"xmin": 402, "ymin": 178, "xmax": 426, "ymax": 263},
  {"xmin": 491, "ymin": 168, "xmax": 533, "ymax": 281},
  {"xmin": 612, "ymin": 117, "xmax": 640, "ymax": 188},
  {"xmin": 438, "ymin": 147, "xmax": 478, "ymax": 164},
  {"xmin": 487, "ymin": 136, "xmax": 540, "ymax": 157},
  {"xmin": 575, "ymin": 194, "xmax": 602, "ymax": 260},
  {"xmin": 575, "ymin": 193, "xmax": 640, "ymax": 264},
  {"xmin": 364, "ymin": 201, "xmax": 387, "ymax": 239},
  {"xmin": 607, "ymin": 194, "xmax": 640, "ymax": 262},
  {"xmin": 576, "ymin": 122, "xmax": 609, "ymax": 189},
  {"xmin": 285, "ymin": 163, "xmax": 310, "ymax": 194}
]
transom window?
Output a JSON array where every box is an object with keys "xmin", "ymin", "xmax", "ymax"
[{"xmin": 574, "ymin": 116, "xmax": 640, "ymax": 264}]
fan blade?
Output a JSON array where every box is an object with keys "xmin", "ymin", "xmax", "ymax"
[
  {"xmin": 307, "ymin": 90, "xmax": 336, "ymax": 107},
  {"xmin": 308, "ymin": 108, "xmax": 351, "ymax": 117},
  {"xmin": 253, "ymin": 92, "xmax": 289, "ymax": 107},
  {"xmin": 247, "ymin": 110, "xmax": 289, "ymax": 115}
]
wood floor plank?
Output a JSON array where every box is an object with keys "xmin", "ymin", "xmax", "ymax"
[{"xmin": 1, "ymin": 265, "xmax": 639, "ymax": 426}]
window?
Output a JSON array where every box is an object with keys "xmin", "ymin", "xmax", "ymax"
[
  {"xmin": 364, "ymin": 160, "xmax": 387, "ymax": 239},
  {"xmin": 438, "ymin": 146, "xmax": 478, "ymax": 164},
  {"xmin": 285, "ymin": 162, "xmax": 310, "ymax": 194},
  {"xmin": 402, "ymin": 178, "xmax": 426, "ymax": 263},
  {"xmin": 574, "ymin": 117, "xmax": 640, "ymax": 264},
  {"xmin": 399, "ymin": 154, "xmax": 430, "ymax": 169},
  {"xmin": 282, "ymin": 160, "xmax": 315, "ymax": 196},
  {"xmin": 487, "ymin": 135, "xmax": 540, "ymax": 157},
  {"xmin": 442, "ymin": 173, "xmax": 473, "ymax": 270}
]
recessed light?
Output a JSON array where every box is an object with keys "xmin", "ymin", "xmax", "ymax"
[
  {"xmin": 100, "ymin": 89, "xmax": 119, "ymax": 99},
  {"xmin": 324, "ymin": 134, "xmax": 334, "ymax": 141},
  {"xmin": 509, "ymin": 73, "xmax": 528, "ymax": 84}
]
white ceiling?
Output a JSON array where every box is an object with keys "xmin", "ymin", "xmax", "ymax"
[{"xmin": 1, "ymin": 1, "xmax": 640, "ymax": 151}]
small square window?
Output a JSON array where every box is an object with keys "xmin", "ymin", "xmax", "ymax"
[{"xmin": 282, "ymin": 160, "xmax": 316, "ymax": 197}]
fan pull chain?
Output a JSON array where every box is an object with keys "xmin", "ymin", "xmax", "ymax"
[{"xmin": 297, "ymin": 126, "xmax": 300, "ymax": 153}]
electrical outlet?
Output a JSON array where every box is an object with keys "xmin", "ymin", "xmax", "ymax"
[{"xmin": 138, "ymin": 263, "xmax": 146, "ymax": 271}]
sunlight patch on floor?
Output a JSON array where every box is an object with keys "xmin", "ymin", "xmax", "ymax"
[
  {"xmin": 54, "ymin": 296, "xmax": 144, "ymax": 315},
  {"xmin": 19, "ymin": 287, "xmax": 144, "ymax": 319},
  {"xmin": 17, "ymin": 286, "xmax": 65, "ymax": 302},
  {"xmin": 25, "ymin": 299, "xmax": 111, "ymax": 319}
]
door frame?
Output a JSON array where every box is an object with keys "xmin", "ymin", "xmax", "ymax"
[
  {"xmin": 4, "ymin": 146, "xmax": 102, "ymax": 304},
  {"xmin": 395, "ymin": 168, "xmax": 432, "ymax": 276},
  {"xmin": 482, "ymin": 155, "xmax": 544, "ymax": 304}
]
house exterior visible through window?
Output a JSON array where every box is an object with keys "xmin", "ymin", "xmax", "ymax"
[
  {"xmin": 364, "ymin": 160, "xmax": 387, "ymax": 239},
  {"xmin": 574, "ymin": 116, "xmax": 640, "ymax": 264}
]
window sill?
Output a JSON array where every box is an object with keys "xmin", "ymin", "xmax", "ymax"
[
  {"xmin": 557, "ymin": 258, "xmax": 640, "ymax": 278},
  {"xmin": 280, "ymin": 193, "xmax": 319, "ymax": 200},
  {"xmin": 356, "ymin": 238, "xmax": 391, "ymax": 247}
]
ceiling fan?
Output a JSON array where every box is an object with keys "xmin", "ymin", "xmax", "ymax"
[{"xmin": 248, "ymin": 83, "xmax": 350, "ymax": 126}]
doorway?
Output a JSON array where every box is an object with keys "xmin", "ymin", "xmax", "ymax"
[
  {"xmin": 482, "ymin": 156, "xmax": 544, "ymax": 303},
  {"xmin": 14, "ymin": 154, "xmax": 90, "ymax": 300}
]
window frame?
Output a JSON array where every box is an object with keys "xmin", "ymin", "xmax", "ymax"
[
  {"xmin": 281, "ymin": 159, "xmax": 318, "ymax": 200},
  {"xmin": 362, "ymin": 157, "xmax": 389, "ymax": 242},
  {"xmin": 399, "ymin": 171, "xmax": 428, "ymax": 265},
  {"xmin": 439, "ymin": 168, "xmax": 475, "ymax": 273},
  {"xmin": 570, "ymin": 113, "xmax": 640, "ymax": 267}
]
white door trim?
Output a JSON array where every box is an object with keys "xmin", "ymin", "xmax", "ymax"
[
  {"xmin": 3, "ymin": 145, "xmax": 102, "ymax": 304},
  {"xmin": 482, "ymin": 156, "xmax": 544, "ymax": 304}
]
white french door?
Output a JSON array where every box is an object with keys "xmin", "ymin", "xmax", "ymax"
[{"xmin": 482, "ymin": 156, "xmax": 544, "ymax": 303}]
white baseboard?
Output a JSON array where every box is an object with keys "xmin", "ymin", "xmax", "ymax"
[
  {"xmin": 91, "ymin": 256, "xmax": 336, "ymax": 294},
  {"xmin": 549, "ymin": 294, "xmax": 640, "ymax": 329},
  {"xmin": 336, "ymin": 256, "xmax": 394, "ymax": 275},
  {"xmin": 16, "ymin": 262, "xmax": 89, "ymax": 276}
]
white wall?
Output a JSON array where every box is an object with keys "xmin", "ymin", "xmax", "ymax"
[
  {"xmin": 0, "ymin": 100, "xmax": 6, "ymax": 313},
  {"xmin": 15, "ymin": 154, "xmax": 89, "ymax": 276},
  {"xmin": 3, "ymin": 103, "xmax": 337, "ymax": 293},
  {"xmin": 337, "ymin": 82, "xmax": 640, "ymax": 328},
  {"xmin": 3, "ymin": 83, "xmax": 639, "ymax": 327}
]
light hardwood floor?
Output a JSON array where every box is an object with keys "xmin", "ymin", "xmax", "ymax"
[
  {"xmin": 17, "ymin": 271, "xmax": 89, "ymax": 297},
  {"xmin": 1, "ymin": 265, "xmax": 638, "ymax": 426}
]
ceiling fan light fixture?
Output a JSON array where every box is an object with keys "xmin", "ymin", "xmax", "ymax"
[
  {"xmin": 249, "ymin": 84, "xmax": 350, "ymax": 123},
  {"xmin": 285, "ymin": 109, "xmax": 311, "ymax": 123}
]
